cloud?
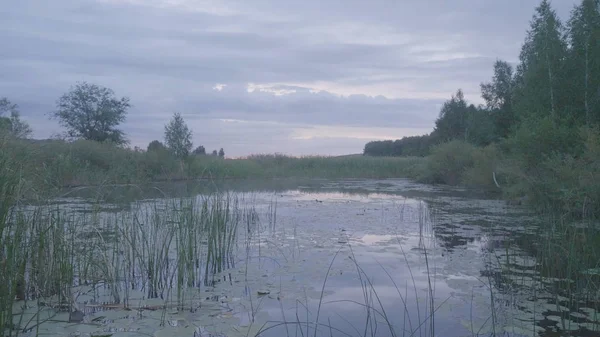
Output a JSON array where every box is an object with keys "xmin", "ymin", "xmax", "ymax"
[{"xmin": 0, "ymin": 0, "xmax": 578, "ymax": 156}]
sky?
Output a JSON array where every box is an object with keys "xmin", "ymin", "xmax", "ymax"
[{"xmin": 1, "ymin": 0, "xmax": 579, "ymax": 157}]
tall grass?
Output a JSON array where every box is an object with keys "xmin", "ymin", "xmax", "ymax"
[
  {"xmin": 0, "ymin": 138, "xmax": 82, "ymax": 334},
  {"xmin": 0, "ymin": 143, "xmax": 26, "ymax": 333},
  {"xmin": 0, "ymin": 187, "xmax": 247, "ymax": 334},
  {"xmin": 2, "ymin": 138, "xmax": 425, "ymax": 193}
]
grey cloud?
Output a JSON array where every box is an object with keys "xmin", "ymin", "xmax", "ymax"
[
  {"xmin": 0, "ymin": 0, "xmax": 579, "ymax": 155},
  {"xmin": 148, "ymin": 84, "xmax": 441, "ymax": 128}
]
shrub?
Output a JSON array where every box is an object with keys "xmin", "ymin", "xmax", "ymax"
[
  {"xmin": 499, "ymin": 117, "xmax": 588, "ymax": 211},
  {"xmin": 462, "ymin": 144, "xmax": 502, "ymax": 190},
  {"xmin": 419, "ymin": 140, "xmax": 477, "ymax": 185},
  {"xmin": 502, "ymin": 116, "xmax": 583, "ymax": 175},
  {"xmin": 535, "ymin": 127, "xmax": 600, "ymax": 217}
]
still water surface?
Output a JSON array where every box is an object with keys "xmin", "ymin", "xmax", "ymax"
[{"xmin": 13, "ymin": 179, "xmax": 600, "ymax": 337}]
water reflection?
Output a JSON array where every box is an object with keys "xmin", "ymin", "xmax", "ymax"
[
  {"xmin": 359, "ymin": 234, "xmax": 395, "ymax": 245},
  {"xmin": 434, "ymin": 222, "xmax": 477, "ymax": 251},
  {"xmin": 9, "ymin": 178, "xmax": 600, "ymax": 337}
]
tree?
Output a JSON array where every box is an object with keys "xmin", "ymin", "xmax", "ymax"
[
  {"xmin": 465, "ymin": 105, "xmax": 497, "ymax": 146},
  {"xmin": 0, "ymin": 98, "xmax": 32, "ymax": 138},
  {"xmin": 164, "ymin": 112, "xmax": 193, "ymax": 158},
  {"xmin": 513, "ymin": 0, "xmax": 567, "ymax": 122},
  {"xmin": 211, "ymin": 150, "xmax": 218, "ymax": 156},
  {"xmin": 480, "ymin": 60, "xmax": 515, "ymax": 138},
  {"xmin": 567, "ymin": 0, "xmax": 600, "ymax": 124},
  {"xmin": 147, "ymin": 140, "xmax": 167, "ymax": 152},
  {"xmin": 433, "ymin": 89, "xmax": 470, "ymax": 142},
  {"xmin": 192, "ymin": 145, "xmax": 206, "ymax": 155},
  {"xmin": 363, "ymin": 135, "xmax": 433, "ymax": 157},
  {"xmin": 364, "ymin": 140, "xmax": 394, "ymax": 156},
  {"xmin": 218, "ymin": 148, "xmax": 225, "ymax": 158},
  {"xmin": 51, "ymin": 82, "xmax": 130, "ymax": 145}
]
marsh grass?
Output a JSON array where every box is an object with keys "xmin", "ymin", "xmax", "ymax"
[
  {"xmin": 3, "ymin": 138, "xmax": 424, "ymax": 193},
  {"xmin": 0, "ymin": 183, "xmax": 247, "ymax": 335},
  {"xmin": 0, "ymin": 205, "xmax": 80, "ymax": 334},
  {"xmin": 113, "ymin": 194, "xmax": 247, "ymax": 301},
  {"xmin": 528, "ymin": 215, "xmax": 600, "ymax": 333}
]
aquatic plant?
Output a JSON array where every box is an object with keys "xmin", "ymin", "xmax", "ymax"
[{"xmin": 0, "ymin": 184, "xmax": 247, "ymax": 335}]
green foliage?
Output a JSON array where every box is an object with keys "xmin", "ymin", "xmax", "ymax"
[
  {"xmin": 480, "ymin": 60, "xmax": 515, "ymax": 138},
  {"xmin": 503, "ymin": 117, "xmax": 583, "ymax": 176},
  {"xmin": 513, "ymin": 0, "xmax": 567, "ymax": 122},
  {"xmin": 431, "ymin": 91, "xmax": 498, "ymax": 146},
  {"xmin": 0, "ymin": 97, "xmax": 32, "ymax": 139},
  {"xmin": 465, "ymin": 107, "xmax": 497, "ymax": 146},
  {"xmin": 419, "ymin": 140, "xmax": 477, "ymax": 185},
  {"xmin": 52, "ymin": 82, "xmax": 130, "ymax": 145},
  {"xmin": 462, "ymin": 144, "xmax": 501, "ymax": 190},
  {"xmin": 363, "ymin": 135, "xmax": 433, "ymax": 157},
  {"xmin": 566, "ymin": 0, "xmax": 600, "ymax": 124},
  {"xmin": 164, "ymin": 112, "xmax": 193, "ymax": 158},
  {"xmin": 218, "ymin": 148, "xmax": 225, "ymax": 158},
  {"xmin": 186, "ymin": 154, "xmax": 424, "ymax": 180},
  {"xmin": 363, "ymin": 140, "xmax": 396, "ymax": 156},
  {"xmin": 433, "ymin": 89, "xmax": 470, "ymax": 142},
  {"xmin": 419, "ymin": 140, "xmax": 501, "ymax": 190},
  {"xmin": 1, "ymin": 138, "xmax": 425, "ymax": 194},
  {"xmin": 502, "ymin": 124, "xmax": 600, "ymax": 217}
]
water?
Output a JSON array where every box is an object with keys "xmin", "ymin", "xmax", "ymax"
[{"xmin": 7, "ymin": 178, "xmax": 600, "ymax": 337}]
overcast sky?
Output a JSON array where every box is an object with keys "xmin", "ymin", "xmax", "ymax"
[{"xmin": 1, "ymin": 0, "xmax": 578, "ymax": 157}]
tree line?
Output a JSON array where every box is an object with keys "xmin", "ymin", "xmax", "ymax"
[
  {"xmin": 363, "ymin": 135, "xmax": 433, "ymax": 157},
  {"xmin": 1, "ymin": 82, "xmax": 226, "ymax": 159},
  {"xmin": 365, "ymin": 0, "xmax": 600, "ymax": 157}
]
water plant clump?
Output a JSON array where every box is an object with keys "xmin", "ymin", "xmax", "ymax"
[{"xmin": 0, "ymin": 187, "xmax": 250, "ymax": 335}]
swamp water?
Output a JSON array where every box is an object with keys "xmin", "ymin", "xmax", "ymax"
[{"xmin": 5, "ymin": 179, "xmax": 600, "ymax": 337}]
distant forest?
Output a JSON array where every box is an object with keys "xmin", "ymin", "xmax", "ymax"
[{"xmin": 364, "ymin": 0, "xmax": 600, "ymax": 157}]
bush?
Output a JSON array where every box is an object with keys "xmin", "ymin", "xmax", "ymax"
[
  {"xmin": 419, "ymin": 140, "xmax": 477, "ymax": 185},
  {"xmin": 536, "ymin": 127, "xmax": 600, "ymax": 217},
  {"xmin": 502, "ymin": 116, "xmax": 583, "ymax": 174},
  {"xmin": 462, "ymin": 144, "xmax": 502, "ymax": 190},
  {"xmin": 496, "ymin": 120, "xmax": 600, "ymax": 217}
]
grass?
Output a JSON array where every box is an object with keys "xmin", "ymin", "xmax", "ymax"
[
  {"xmin": 1, "ymin": 137, "xmax": 425, "ymax": 196},
  {"xmin": 0, "ymin": 178, "xmax": 247, "ymax": 334}
]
